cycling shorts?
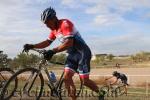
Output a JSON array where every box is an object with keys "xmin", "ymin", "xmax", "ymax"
[{"xmin": 65, "ymin": 51, "xmax": 91, "ymax": 78}]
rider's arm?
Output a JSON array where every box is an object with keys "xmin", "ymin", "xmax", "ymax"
[
  {"xmin": 33, "ymin": 31, "xmax": 56, "ymax": 49},
  {"xmin": 52, "ymin": 38, "xmax": 73, "ymax": 53},
  {"xmin": 33, "ymin": 39, "xmax": 52, "ymax": 49},
  {"xmin": 110, "ymin": 78, "xmax": 118, "ymax": 85},
  {"xmin": 105, "ymin": 76, "xmax": 114, "ymax": 80}
]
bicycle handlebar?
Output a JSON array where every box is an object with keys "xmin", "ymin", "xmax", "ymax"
[
  {"xmin": 22, "ymin": 48, "xmax": 46, "ymax": 55},
  {"xmin": 22, "ymin": 49, "xmax": 65, "ymax": 65},
  {"xmin": 32, "ymin": 49, "xmax": 46, "ymax": 54}
]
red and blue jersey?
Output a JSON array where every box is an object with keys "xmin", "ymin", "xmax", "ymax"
[
  {"xmin": 48, "ymin": 19, "xmax": 91, "ymax": 53},
  {"xmin": 48, "ymin": 19, "xmax": 92, "ymax": 77}
]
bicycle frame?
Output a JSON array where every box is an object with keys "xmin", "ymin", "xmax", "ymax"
[
  {"xmin": 42, "ymin": 62, "xmax": 65, "ymax": 93},
  {"xmin": 22, "ymin": 49, "xmax": 65, "ymax": 97}
]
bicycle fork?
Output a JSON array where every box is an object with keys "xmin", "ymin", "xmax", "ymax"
[{"xmin": 23, "ymin": 70, "xmax": 40, "ymax": 94}]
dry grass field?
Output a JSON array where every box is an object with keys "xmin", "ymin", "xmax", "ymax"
[
  {"xmin": 1, "ymin": 67, "xmax": 150, "ymax": 86},
  {"xmin": 50, "ymin": 67, "xmax": 150, "ymax": 86}
]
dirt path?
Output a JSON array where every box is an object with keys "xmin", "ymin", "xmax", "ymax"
[{"xmin": 51, "ymin": 67, "xmax": 150, "ymax": 86}]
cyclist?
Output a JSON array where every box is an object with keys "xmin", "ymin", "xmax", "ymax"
[
  {"xmin": 105, "ymin": 71, "xmax": 129, "ymax": 95},
  {"xmin": 112, "ymin": 71, "xmax": 128, "ymax": 85},
  {"xmin": 23, "ymin": 7, "xmax": 105, "ymax": 100}
]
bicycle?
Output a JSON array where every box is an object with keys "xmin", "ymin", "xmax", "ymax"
[
  {"xmin": 0, "ymin": 49, "xmax": 82, "ymax": 100},
  {"xmin": 100, "ymin": 80, "xmax": 127, "ymax": 97},
  {"xmin": 0, "ymin": 67, "xmax": 18, "ymax": 99}
]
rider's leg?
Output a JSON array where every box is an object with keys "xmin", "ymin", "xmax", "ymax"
[
  {"xmin": 64, "ymin": 68, "xmax": 76, "ymax": 100},
  {"xmin": 79, "ymin": 74, "xmax": 105, "ymax": 100},
  {"xmin": 80, "ymin": 75, "xmax": 99, "ymax": 93}
]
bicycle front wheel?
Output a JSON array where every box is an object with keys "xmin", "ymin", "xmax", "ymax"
[
  {"xmin": 0, "ymin": 67, "xmax": 44, "ymax": 100},
  {"xmin": 0, "ymin": 68, "xmax": 18, "ymax": 99}
]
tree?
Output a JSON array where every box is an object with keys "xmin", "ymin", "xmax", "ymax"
[
  {"xmin": 130, "ymin": 55, "xmax": 136, "ymax": 62},
  {"xmin": 106, "ymin": 54, "xmax": 114, "ymax": 61},
  {"xmin": 130, "ymin": 51, "xmax": 150, "ymax": 62},
  {"xmin": 93, "ymin": 56, "xmax": 105, "ymax": 65},
  {"xmin": 11, "ymin": 53, "xmax": 41, "ymax": 69},
  {"xmin": 0, "ymin": 51, "xmax": 11, "ymax": 68},
  {"xmin": 51, "ymin": 53, "xmax": 66, "ymax": 63}
]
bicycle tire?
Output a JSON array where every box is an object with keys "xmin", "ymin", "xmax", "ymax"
[
  {"xmin": 100, "ymin": 85, "xmax": 109, "ymax": 97},
  {"xmin": 115, "ymin": 85, "xmax": 126, "ymax": 97},
  {"xmin": 0, "ymin": 68, "xmax": 44, "ymax": 100},
  {"xmin": 0, "ymin": 68, "xmax": 18, "ymax": 99},
  {"xmin": 59, "ymin": 78, "xmax": 83, "ymax": 99}
]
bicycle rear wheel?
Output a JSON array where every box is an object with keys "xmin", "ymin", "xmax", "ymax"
[
  {"xmin": 0, "ymin": 67, "xmax": 44, "ymax": 100},
  {"xmin": 59, "ymin": 73, "xmax": 83, "ymax": 99},
  {"xmin": 0, "ymin": 68, "xmax": 18, "ymax": 99},
  {"xmin": 115, "ymin": 85, "xmax": 126, "ymax": 97}
]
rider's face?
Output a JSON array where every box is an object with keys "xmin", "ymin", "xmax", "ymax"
[{"xmin": 45, "ymin": 17, "xmax": 57, "ymax": 30}]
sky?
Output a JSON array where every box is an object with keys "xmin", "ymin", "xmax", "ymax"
[{"xmin": 0, "ymin": 0, "xmax": 150, "ymax": 58}]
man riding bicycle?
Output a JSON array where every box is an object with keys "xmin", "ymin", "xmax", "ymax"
[
  {"xmin": 106, "ymin": 71, "xmax": 129, "ymax": 85},
  {"xmin": 23, "ymin": 7, "xmax": 105, "ymax": 100},
  {"xmin": 105, "ymin": 71, "xmax": 129, "ymax": 95},
  {"xmin": 112, "ymin": 71, "xmax": 128, "ymax": 85}
]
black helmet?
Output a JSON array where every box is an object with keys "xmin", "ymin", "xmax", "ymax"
[
  {"xmin": 112, "ymin": 71, "xmax": 118, "ymax": 75},
  {"xmin": 41, "ymin": 7, "xmax": 56, "ymax": 23}
]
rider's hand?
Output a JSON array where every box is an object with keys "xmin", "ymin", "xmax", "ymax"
[
  {"xmin": 23, "ymin": 44, "xmax": 34, "ymax": 52},
  {"xmin": 43, "ymin": 50, "xmax": 56, "ymax": 60}
]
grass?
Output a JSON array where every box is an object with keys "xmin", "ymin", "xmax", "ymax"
[
  {"xmin": 105, "ymin": 95, "xmax": 150, "ymax": 100},
  {"xmin": 2, "ymin": 79, "xmax": 150, "ymax": 100}
]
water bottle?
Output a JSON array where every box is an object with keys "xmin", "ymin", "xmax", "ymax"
[{"xmin": 49, "ymin": 71, "xmax": 57, "ymax": 83}]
